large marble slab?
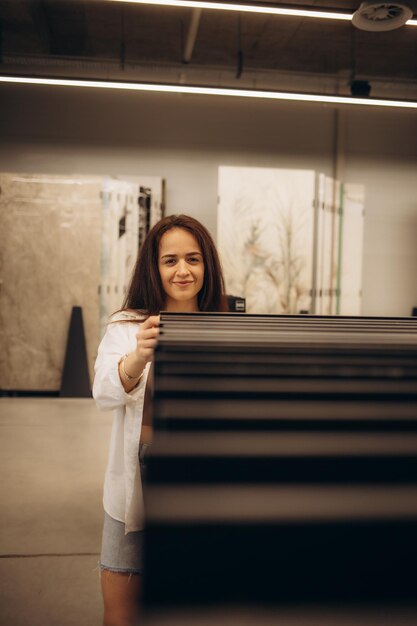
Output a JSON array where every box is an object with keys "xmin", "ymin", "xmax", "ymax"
[
  {"xmin": 217, "ymin": 166, "xmax": 316, "ymax": 315},
  {"xmin": 100, "ymin": 176, "xmax": 165, "ymax": 336},
  {"xmin": 0, "ymin": 173, "xmax": 102, "ymax": 391},
  {"xmin": 338, "ymin": 183, "xmax": 365, "ymax": 316},
  {"xmin": 316, "ymin": 175, "xmax": 337, "ymax": 315},
  {"xmin": 100, "ymin": 178, "xmax": 138, "ymax": 335}
]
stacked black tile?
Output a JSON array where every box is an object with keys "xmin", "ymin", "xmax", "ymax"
[{"xmin": 143, "ymin": 313, "xmax": 417, "ymax": 613}]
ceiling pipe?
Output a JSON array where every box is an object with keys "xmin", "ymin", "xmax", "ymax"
[{"xmin": 182, "ymin": 8, "xmax": 202, "ymax": 63}]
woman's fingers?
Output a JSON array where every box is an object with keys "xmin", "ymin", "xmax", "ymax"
[
  {"xmin": 140, "ymin": 338, "xmax": 158, "ymax": 348},
  {"xmin": 136, "ymin": 327, "xmax": 160, "ymax": 342},
  {"xmin": 142, "ymin": 314, "xmax": 161, "ymax": 329},
  {"xmin": 135, "ymin": 315, "xmax": 161, "ymax": 363}
]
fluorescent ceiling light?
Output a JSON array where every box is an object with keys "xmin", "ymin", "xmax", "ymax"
[
  {"xmin": 106, "ymin": 0, "xmax": 417, "ymax": 25},
  {"xmin": 1, "ymin": 75, "xmax": 416, "ymax": 109},
  {"xmin": 107, "ymin": 0, "xmax": 350, "ymax": 20}
]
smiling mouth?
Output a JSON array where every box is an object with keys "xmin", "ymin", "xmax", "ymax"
[{"xmin": 173, "ymin": 281, "xmax": 193, "ymax": 285}]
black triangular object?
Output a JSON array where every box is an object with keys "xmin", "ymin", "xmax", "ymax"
[{"xmin": 60, "ymin": 306, "xmax": 91, "ymax": 398}]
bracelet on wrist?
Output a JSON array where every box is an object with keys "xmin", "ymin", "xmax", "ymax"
[{"xmin": 120, "ymin": 354, "xmax": 143, "ymax": 381}]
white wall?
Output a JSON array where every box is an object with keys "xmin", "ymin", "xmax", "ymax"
[
  {"xmin": 1, "ymin": 83, "xmax": 416, "ymax": 316},
  {"xmin": 345, "ymin": 110, "xmax": 417, "ymax": 316}
]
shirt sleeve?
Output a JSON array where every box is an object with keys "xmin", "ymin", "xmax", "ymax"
[{"xmin": 92, "ymin": 320, "xmax": 147, "ymax": 411}]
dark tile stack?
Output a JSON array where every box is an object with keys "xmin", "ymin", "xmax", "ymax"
[{"xmin": 143, "ymin": 313, "xmax": 417, "ymax": 623}]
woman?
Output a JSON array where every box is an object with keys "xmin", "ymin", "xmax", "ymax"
[{"xmin": 93, "ymin": 214, "xmax": 228, "ymax": 626}]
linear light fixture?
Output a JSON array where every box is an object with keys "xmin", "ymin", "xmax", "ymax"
[
  {"xmin": 1, "ymin": 75, "xmax": 416, "ymax": 109},
  {"xmin": 106, "ymin": 0, "xmax": 417, "ymax": 25}
]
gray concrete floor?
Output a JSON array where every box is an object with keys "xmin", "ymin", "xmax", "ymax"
[{"xmin": 0, "ymin": 398, "xmax": 113, "ymax": 626}]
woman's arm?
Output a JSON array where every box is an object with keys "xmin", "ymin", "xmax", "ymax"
[
  {"xmin": 118, "ymin": 316, "xmax": 160, "ymax": 392},
  {"xmin": 93, "ymin": 315, "xmax": 160, "ymax": 410}
]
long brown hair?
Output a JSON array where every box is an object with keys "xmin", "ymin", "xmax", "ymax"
[{"xmin": 121, "ymin": 214, "xmax": 228, "ymax": 315}]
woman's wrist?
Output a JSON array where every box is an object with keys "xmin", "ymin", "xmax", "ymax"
[{"xmin": 119, "ymin": 352, "xmax": 146, "ymax": 381}]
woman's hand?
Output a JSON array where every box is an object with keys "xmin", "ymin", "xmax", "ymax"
[
  {"xmin": 118, "ymin": 315, "xmax": 160, "ymax": 392},
  {"xmin": 135, "ymin": 315, "xmax": 161, "ymax": 366}
]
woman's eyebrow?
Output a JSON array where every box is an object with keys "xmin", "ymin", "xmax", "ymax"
[{"xmin": 160, "ymin": 251, "xmax": 202, "ymax": 259}]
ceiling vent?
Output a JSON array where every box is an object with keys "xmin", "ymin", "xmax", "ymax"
[{"xmin": 352, "ymin": 1, "xmax": 413, "ymax": 30}]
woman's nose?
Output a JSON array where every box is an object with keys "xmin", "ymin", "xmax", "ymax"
[{"xmin": 176, "ymin": 260, "xmax": 190, "ymax": 276}]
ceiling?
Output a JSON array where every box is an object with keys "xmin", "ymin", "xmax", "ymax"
[{"xmin": 0, "ymin": 0, "xmax": 416, "ymax": 99}]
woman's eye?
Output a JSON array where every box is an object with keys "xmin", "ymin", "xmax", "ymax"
[
  {"xmin": 164, "ymin": 259, "xmax": 176, "ymax": 265},
  {"xmin": 188, "ymin": 257, "xmax": 199, "ymax": 263}
]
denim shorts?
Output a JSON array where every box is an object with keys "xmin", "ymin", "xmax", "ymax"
[{"xmin": 99, "ymin": 443, "xmax": 149, "ymax": 574}]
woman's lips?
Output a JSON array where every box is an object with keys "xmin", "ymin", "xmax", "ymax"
[{"xmin": 173, "ymin": 281, "xmax": 193, "ymax": 286}]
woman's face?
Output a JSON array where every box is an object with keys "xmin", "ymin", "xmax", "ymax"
[{"xmin": 158, "ymin": 227, "xmax": 205, "ymax": 311}]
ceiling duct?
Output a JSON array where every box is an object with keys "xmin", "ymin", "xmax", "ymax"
[{"xmin": 352, "ymin": 1, "xmax": 413, "ymax": 30}]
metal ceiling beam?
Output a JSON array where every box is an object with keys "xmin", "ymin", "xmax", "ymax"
[{"xmin": 182, "ymin": 8, "xmax": 202, "ymax": 63}]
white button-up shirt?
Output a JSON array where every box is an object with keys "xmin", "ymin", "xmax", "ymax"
[{"xmin": 92, "ymin": 312, "xmax": 151, "ymax": 534}]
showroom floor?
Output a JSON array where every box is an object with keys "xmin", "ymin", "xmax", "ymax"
[{"xmin": 0, "ymin": 398, "xmax": 113, "ymax": 626}]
